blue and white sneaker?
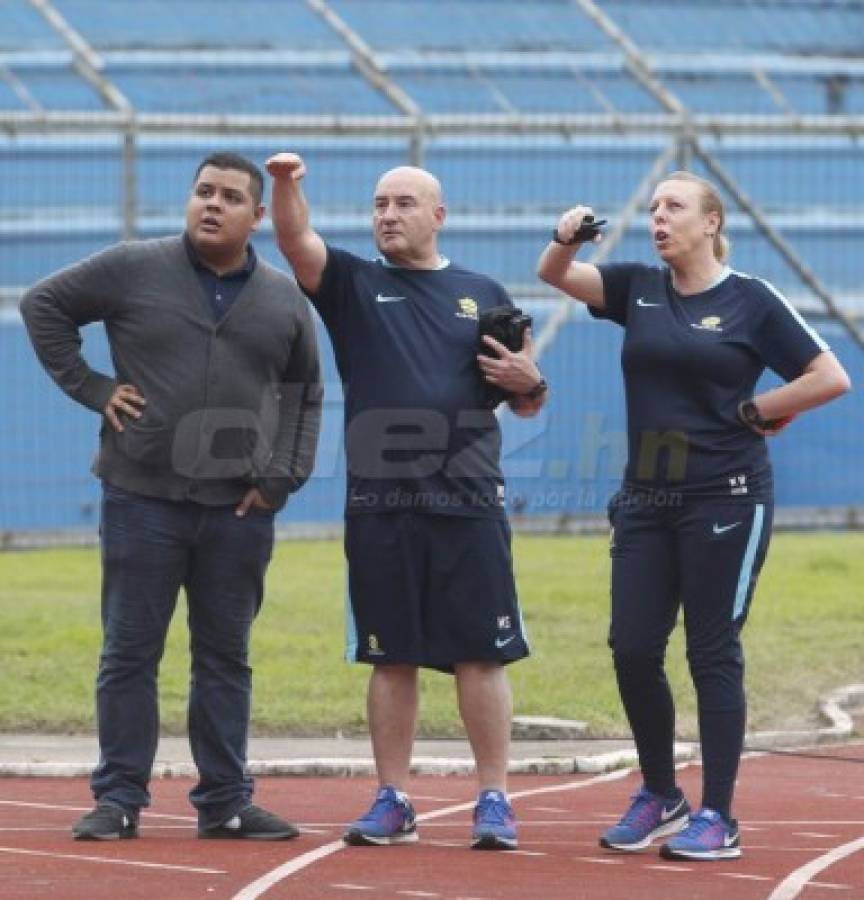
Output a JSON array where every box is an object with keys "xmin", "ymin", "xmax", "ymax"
[
  {"xmin": 471, "ymin": 789, "xmax": 518, "ymax": 851},
  {"xmin": 660, "ymin": 808, "xmax": 741, "ymax": 860},
  {"xmin": 343, "ymin": 785, "xmax": 418, "ymax": 846},
  {"xmin": 600, "ymin": 788, "xmax": 690, "ymax": 851}
]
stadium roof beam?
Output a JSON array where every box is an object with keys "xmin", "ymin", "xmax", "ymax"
[
  {"xmin": 5, "ymin": 49, "xmax": 864, "ymax": 79},
  {"xmin": 2, "ymin": 111, "xmax": 864, "ymax": 138},
  {"xmin": 26, "ymin": 0, "xmax": 131, "ymax": 115},
  {"xmin": 573, "ymin": 0, "xmax": 864, "ymax": 349},
  {"xmin": 0, "ymin": 64, "xmax": 42, "ymax": 112},
  {"xmin": 304, "ymin": 0, "xmax": 426, "ymax": 163},
  {"xmin": 26, "ymin": 0, "xmax": 137, "ymax": 240},
  {"xmin": 693, "ymin": 141, "xmax": 864, "ymax": 350}
]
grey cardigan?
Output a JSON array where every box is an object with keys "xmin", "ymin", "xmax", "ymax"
[{"xmin": 20, "ymin": 235, "xmax": 322, "ymax": 510}]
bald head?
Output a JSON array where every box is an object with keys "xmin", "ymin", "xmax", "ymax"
[
  {"xmin": 372, "ymin": 166, "xmax": 446, "ymax": 269},
  {"xmin": 375, "ymin": 166, "xmax": 443, "ymax": 206}
]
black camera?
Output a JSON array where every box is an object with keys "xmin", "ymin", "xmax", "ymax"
[{"xmin": 477, "ymin": 305, "xmax": 533, "ymax": 408}]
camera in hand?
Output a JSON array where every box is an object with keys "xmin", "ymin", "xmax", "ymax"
[{"xmin": 477, "ymin": 305, "xmax": 533, "ymax": 408}]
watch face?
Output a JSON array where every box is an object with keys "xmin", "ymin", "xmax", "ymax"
[{"xmin": 741, "ymin": 401, "xmax": 762, "ymax": 426}]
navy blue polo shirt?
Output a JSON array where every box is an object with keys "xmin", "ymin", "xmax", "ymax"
[
  {"xmin": 593, "ymin": 263, "xmax": 828, "ymax": 499},
  {"xmin": 183, "ymin": 233, "xmax": 256, "ymax": 321},
  {"xmin": 305, "ymin": 245, "xmax": 513, "ymax": 517}
]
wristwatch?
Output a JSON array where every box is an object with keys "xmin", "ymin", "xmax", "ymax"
[
  {"xmin": 738, "ymin": 399, "xmax": 770, "ymax": 431},
  {"xmin": 523, "ymin": 377, "xmax": 548, "ymax": 400}
]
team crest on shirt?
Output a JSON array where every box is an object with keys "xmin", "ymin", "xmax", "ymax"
[
  {"xmin": 691, "ymin": 315, "xmax": 724, "ymax": 332},
  {"xmin": 455, "ymin": 297, "xmax": 479, "ymax": 320}
]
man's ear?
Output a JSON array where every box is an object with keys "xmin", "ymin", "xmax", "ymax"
[{"xmin": 251, "ymin": 203, "xmax": 266, "ymax": 231}]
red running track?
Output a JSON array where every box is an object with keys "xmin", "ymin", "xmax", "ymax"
[{"xmin": 0, "ymin": 744, "xmax": 862, "ymax": 899}]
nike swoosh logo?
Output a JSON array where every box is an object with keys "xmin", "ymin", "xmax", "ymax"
[
  {"xmin": 713, "ymin": 521, "xmax": 742, "ymax": 535},
  {"xmin": 724, "ymin": 832, "xmax": 739, "ymax": 847},
  {"xmin": 495, "ymin": 636, "xmax": 516, "ymax": 649},
  {"xmin": 660, "ymin": 799, "xmax": 687, "ymax": 822},
  {"xmin": 376, "ymin": 293, "xmax": 406, "ymax": 303},
  {"xmin": 636, "ymin": 297, "xmax": 662, "ymax": 307}
]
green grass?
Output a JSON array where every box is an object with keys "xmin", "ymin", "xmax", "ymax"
[{"xmin": 0, "ymin": 533, "xmax": 861, "ymax": 737}]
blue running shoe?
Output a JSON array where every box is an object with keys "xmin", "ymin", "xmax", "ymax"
[
  {"xmin": 471, "ymin": 789, "xmax": 518, "ymax": 851},
  {"xmin": 660, "ymin": 808, "xmax": 741, "ymax": 860},
  {"xmin": 599, "ymin": 788, "xmax": 690, "ymax": 851},
  {"xmin": 343, "ymin": 785, "xmax": 418, "ymax": 846}
]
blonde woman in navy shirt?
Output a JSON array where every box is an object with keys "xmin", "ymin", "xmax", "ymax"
[{"xmin": 538, "ymin": 171, "xmax": 850, "ymax": 860}]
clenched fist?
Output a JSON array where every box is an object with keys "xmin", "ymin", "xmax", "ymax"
[{"xmin": 265, "ymin": 153, "xmax": 307, "ymax": 181}]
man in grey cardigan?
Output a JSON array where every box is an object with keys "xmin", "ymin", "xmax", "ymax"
[{"xmin": 20, "ymin": 152, "xmax": 322, "ymax": 842}]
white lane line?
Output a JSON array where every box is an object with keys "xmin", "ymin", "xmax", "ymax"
[
  {"xmin": 0, "ymin": 846, "xmax": 224, "ymax": 874},
  {"xmin": 767, "ymin": 834, "xmax": 864, "ymax": 900},
  {"xmin": 747, "ymin": 821, "xmax": 864, "ymax": 826},
  {"xmin": 574, "ymin": 857, "xmax": 625, "ymax": 865},
  {"xmin": 232, "ymin": 839, "xmax": 347, "ymax": 900},
  {"xmin": 646, "ymin": 865, "xmax": 692, "ymax": 873},
  {"xmin": 0, "ymin": 799, "xmax": 196, "ymax": 823},
  {"xmin": 330, "ymin": 887, "xmax": 374, "ymax": 893},
  {"xmin": 232, "ymin": 767, "xmax": 635, "ymax": 899},
  {"xmin": 794, "ymin": 832, "xmax": 840, "ymax": 839},
  {"xmin": 808, "ymin": 883, "xmax": 853, "ymax": 891},
  {"xmin": 398, "ymin": 892, "xmax": 440, "ymax": 897}
]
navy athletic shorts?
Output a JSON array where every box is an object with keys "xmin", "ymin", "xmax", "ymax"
[{"xmin": 344, "ymin": 512, "xmax": 529, "ymax": 672}]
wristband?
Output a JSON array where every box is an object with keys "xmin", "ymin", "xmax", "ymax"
[{"xmin": 523, "ymin": 377, "xmax": 548, "ymax": 400}]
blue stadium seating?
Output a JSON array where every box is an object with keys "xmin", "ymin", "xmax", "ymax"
[
  {"xmin": 6, "ymin": 66, "xmax": 104, "ymax": 110},
  {"xmin": 52, "ymin": 0, "xmax": 342, "ymax": 49},
  {"xmin": 105, "ymin": 65, "xmax": 394, "ymax": 115},
  {"xmin": 2, "ymin": 0, "xmax": 862, "ymax": 531},
  {"xmin": 329, "ymin": 0, "xmax": 611, "ymax": 51},
  {"xmin": 0, "ymin": 80, "xmax": 25, "ymax": 110},
  {"xmin": 600, "ymin": 1, "xmax": 864, "ymax": 55},
  {"xmin": 0, "ymin": 0, "xmax": 63, "ymax": 49}
]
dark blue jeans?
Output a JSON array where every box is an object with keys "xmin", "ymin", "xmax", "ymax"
[{"xmin": 92, "ymin": 484, "xmax": 274, "ymax": 828}]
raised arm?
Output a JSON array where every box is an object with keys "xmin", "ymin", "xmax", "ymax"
[
  {"xmin": 536, "ymin": 206, "xmax": 606, "ymax": 310},
  {"xmin": 265, "ymin": 153, "xmax": 328, "ymax": 294}
]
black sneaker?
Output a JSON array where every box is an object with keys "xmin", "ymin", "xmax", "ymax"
[
  {"xmin": 198, "ymin": 804, "xmax": 300, "ymax": 840},
  {"xmin": 72, "ymin": 804, "xmax": 138, "ymax": 841}
]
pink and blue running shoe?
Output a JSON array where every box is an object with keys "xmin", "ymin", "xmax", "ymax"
[
  {"xmin": 660, "ymin": 807, "xmax": 741, "ymax": 860},
  {"xmin": 471, "ymin": 789, "xmax": 518, "ymax": 850},
  {"xmin": 343, "ymin": 785, "xmax": 418, "ymax": 846},
  {"xmin": 600, "ymin": 787, "xmax": 690, "ymax": 851}
]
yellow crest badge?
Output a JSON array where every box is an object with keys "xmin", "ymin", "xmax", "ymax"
[
  {"xmin": 692, "ymin": 315, "xmax": 724, "ymax": 332},
  {"xmin": 456, "ymin": 297, "xmax": 479, "ymax": 320}
]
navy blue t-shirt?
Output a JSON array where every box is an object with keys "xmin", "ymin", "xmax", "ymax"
[
  {"xmin": 305, "ymin": 246, "xmax": 513, "ymax": 517},
  {"xmin": 593, "ymin": 263, "xmax": 827, "ymax": 499}
]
